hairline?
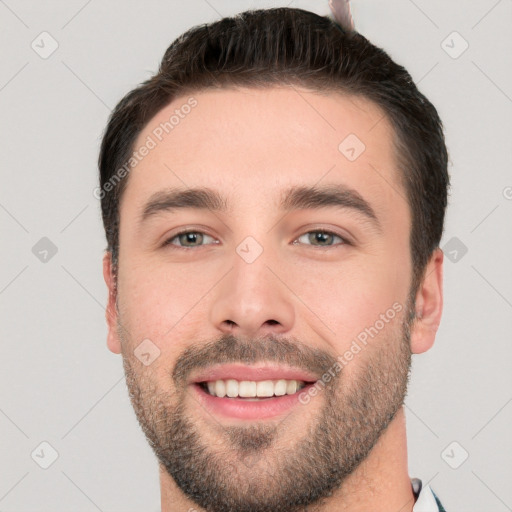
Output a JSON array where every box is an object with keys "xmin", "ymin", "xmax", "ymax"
[{"xmin": 118, "ymin": 83, "xmax": 412, "ymax": 231}]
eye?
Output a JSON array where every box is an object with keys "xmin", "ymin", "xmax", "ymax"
[
  {"xmin": 294, "ymin": 230, "xmax": 349, "ymax": 247},
  {"xmin": 163, "ymin": 230, "xmax": 217, "ymax": 249},
  {"xmin": 162, "ymin": 229, "xmax": 350, "ymax": 250}
]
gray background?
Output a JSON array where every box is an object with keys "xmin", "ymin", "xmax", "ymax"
[{"xmin": 1, "ymin": 0, "xmax": 511, "ymax": 510}]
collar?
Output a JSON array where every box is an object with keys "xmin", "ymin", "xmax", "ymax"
[{"xmin": 411, "ymin": 478, "xmax": 441, "ymax": 512}]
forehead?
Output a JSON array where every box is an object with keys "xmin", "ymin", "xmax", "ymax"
[{"xmin": 120, "ymin": 86, "xmax": 406, "ymax": 227}]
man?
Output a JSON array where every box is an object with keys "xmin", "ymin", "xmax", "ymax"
[{"xmin": 98, "ymin": 6, "xmax": 449, "ymax": 511}]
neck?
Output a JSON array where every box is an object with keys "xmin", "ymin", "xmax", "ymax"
[{"xmin": 160, "ymin": 406, "xmax": 415, "ymax": 512}]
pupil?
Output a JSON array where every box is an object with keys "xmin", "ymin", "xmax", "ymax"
[
  {"xmin": 313, "ymin": 232, "xmax": 330, "ymax": 245},
  {"xmin": 181, "ymin": 233, "xmax": 201, "ymax": 246}
]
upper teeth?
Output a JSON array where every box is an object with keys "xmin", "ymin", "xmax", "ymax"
[{"xmin": 205, "ymin": 379, "xmax": 306, "ymax": 398}]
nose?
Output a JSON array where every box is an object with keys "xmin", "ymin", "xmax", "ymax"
[{"xmin": 209, "ymin": 248, "xmax": 295, "ymax": 338}]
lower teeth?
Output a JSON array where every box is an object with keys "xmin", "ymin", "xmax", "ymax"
[{"xmin": 237, "ymin": 397, "xmax": 272, "ymax": 400}]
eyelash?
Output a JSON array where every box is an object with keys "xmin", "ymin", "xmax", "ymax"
[{"xmin": 162, "ymin": 229, "xmax": 351, "ymax": 250}]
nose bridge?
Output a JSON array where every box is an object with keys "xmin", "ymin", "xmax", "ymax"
[{"xmin": 209, "ymin": 233, "xmax": 295, "ymax": 337}]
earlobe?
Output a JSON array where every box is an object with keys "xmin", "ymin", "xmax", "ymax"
[
  {"xmin": 102, "ymin": 252, "xmax": 122, "ymax": 354},
  {"xmin": 409, "ymin": 248, "xmax": 444, "ymax": 354}
]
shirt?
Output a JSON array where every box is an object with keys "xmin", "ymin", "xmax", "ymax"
[{"xmin": 412, "ymin": 478, "xmax": 446, "ymax": 512}]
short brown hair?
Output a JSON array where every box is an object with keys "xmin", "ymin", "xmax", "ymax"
[{"xmin": 98, "ymin": 7, "xmax": 450, "ymax": 298}]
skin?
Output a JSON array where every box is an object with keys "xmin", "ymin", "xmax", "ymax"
[{"xmin": 103, "ymin": 86, "xmax": 443, "ymax": 511}]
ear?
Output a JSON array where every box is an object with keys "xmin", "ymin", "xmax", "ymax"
[
  {"xmin": 103, "ymin": 252, "xmax": 122, "ymax": 354},
  {"xmin": 410, "ymin": 248, "xmax": 444, "ymax": 354}
]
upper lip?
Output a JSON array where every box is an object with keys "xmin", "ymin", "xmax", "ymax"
[{"xmin": 190, "ymin": 364, "xmax": 320, "ymax": 384}]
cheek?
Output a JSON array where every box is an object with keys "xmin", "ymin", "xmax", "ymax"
[
  {"xmin": 117, "ymin": 258, "xmax": 214, "ymax": 344},
  {"xmin": 286, "ymin": 247, "xmax": 409, "ymax": 347}
]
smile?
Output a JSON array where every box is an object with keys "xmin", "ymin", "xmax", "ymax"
[
  {"xmin": 199, "ymin": 379, "xmax": 308, "ymax": 399},
  {"xmin": 189, "ymin": 363, "xmax": 320, "ymax": 419}
]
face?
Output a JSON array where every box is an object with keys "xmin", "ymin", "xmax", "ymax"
[{"xmin": 104, "ymin": 87, "xmax": 435, "ymax": 512}]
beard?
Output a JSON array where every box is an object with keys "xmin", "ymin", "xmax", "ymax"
[{"xmin": 119, "ymin": 302, "xmax": 414, "ymax": 512}]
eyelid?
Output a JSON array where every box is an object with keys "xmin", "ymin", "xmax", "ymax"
[
  {"xmin": 291, "ymin": 222, "xmax": 355, "ymax": 245},
  {"xmin": 162, "ymin": 227, "xmax": 353, "ymax": 250},
  {"xmin": 162, "ymin": 228, "xmax": 218, "ymax": 249},
  {"xmin": 293, "ymin": 229, "xmax": 351, "ymax": 247}
]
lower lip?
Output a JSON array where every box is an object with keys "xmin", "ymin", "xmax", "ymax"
[{"xmin": 191, "ymin": 382, "xmax": 315, "ymax": 420}]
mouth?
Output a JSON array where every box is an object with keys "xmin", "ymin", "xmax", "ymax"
[
  {"xmin": 197, "ymin": 378, "xmax": 309, "ymax": 400},
  {"xmin": 189, "ymin": 364, "xmax": 319, "ymax": 420}
]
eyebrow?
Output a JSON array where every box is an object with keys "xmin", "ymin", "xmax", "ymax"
[
  {"xmin": 139, "ymin": 184, "xmax": 382, "ymax": 232},
  {"xmin": 280, "ymin": 184, "xmax": 381, "ymax": 232}
]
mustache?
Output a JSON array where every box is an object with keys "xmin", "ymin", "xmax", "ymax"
[{"xmin": 172, "ymin": 333, "xmax": 339, "ymax": 389}]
